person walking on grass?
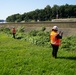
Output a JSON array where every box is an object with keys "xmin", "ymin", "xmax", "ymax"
[
  {"xmin": 12, "ymin": 27, "xmax": 16, "ymax": 39},
  {"xmin": 50, "ymin": 26, "xmax": 63, "ymax": 58}
]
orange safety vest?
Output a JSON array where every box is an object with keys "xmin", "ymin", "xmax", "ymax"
[
  {"xmin": 50, "ymin": 31, "xmax": 61, "ymax": 46},
  {"xmin": 13, "ymin": 28, "xmax": 16, "ymax": 34}
]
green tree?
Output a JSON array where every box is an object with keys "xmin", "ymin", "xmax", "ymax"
[
  {"xmin": 6, "ymin": 4, "xmax": 76, "ymax": 22},
  {"xmin": 6, "ymin": 15, "xmax": 16, "ymax": 22},
  {"xmin": 52, "ymin": 5, "xmax": 59, "ymax": 19},
  {"xmin": 59, "ymin": 5, "xmax": 65, "ymax": 18},
  {"xmin": 15, "ymin": 14, "xmax": 22, "ymax": 22},
  {"xmin": 44, "ymin": 5, "xmax": 52, "ymax": 20}
]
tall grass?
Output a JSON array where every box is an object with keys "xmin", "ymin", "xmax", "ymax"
[{"xmin": 0, "ymin": 27, "xmax": 76, "ymax": 75}]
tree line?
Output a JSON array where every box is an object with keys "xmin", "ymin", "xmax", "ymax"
[{"xmin": 6, "ymin": 4, "xmax": 76, "ymax": 22}]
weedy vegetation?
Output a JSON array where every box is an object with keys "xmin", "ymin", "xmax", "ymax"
[{"xmin": 0, "ymin": 27, "xmax": 76, "ymax": 75}]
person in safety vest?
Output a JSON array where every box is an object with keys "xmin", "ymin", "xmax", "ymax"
[
  {"xmin": 50, "ymin": 26, "xmax": 63, "ymax": 58},
  {"xmin": 12, "ymin": 27, "xmax": 16, "ymax": 38}
]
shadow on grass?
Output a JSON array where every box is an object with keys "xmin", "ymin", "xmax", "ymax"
[{"xmin": 57, "ymin": 56, "xmax": 76, "ymax": 60}]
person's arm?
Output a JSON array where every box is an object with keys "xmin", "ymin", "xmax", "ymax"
[
  {"xmin": 56, "ymin": 31, "xmax": 63, "ymax": 39},
  {"xmin": 56, "ymin": 34, "xmax": 62, "ymax": 39}
]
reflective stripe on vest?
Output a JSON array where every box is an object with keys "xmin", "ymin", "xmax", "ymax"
[{"xmin": 50, "ymin": 31, "xmax": 60, "ymax": 46}]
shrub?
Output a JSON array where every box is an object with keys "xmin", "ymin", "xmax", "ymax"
[
  {"xmin": 29, "ymin": 30, "xmax": 38, "ymax": 36},
  {"xmin": 37, "ymin": 31, "xmax": 45, "ymax": 36},
  {"xmin": 16, "ymin": 33, "xmax": 23, "ymax": 39},
  {"xmin": 17, "ymin": 26, "xmax": 25, "ymax": 32},
  {"xmin": 0, "ymin": 27, "xmax": 11, "ymax": 34},
  {"xmin": 41, "ymin": 26, "xmax": 46, "ymax": 31},
  {"xmin": 61, "ymin": 36, "xmax": 76, "ymax": 51}
]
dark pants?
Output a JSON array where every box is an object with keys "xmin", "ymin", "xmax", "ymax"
[
  {"xmin": 13, "ymin": 33, "xmax": 16, "ymax": 38},
  {"xmin": 51, "ymin": 44, "xmax": 59, "ymax": 58}
]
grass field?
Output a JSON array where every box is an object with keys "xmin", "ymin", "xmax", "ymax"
[{"xmin": 0, "ymin": 32, "xmax": 76, "ymax": 75}]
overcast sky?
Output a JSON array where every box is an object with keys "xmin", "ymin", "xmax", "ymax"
[{"xmin": 0, "ymin": 0, "xmax": 76, "ymax": 20}]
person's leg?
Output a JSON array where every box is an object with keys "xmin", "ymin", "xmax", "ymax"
[
  {"xmin": 51, "ymin": 44, "xmax": 59, "ymax": 58},
  {"xmin": 54, "ymin": 46, "xmax": 59, "ymax": 58},
  {"xmin": 51, "ymin": 44, "xmax": 55, "ymax": 58},
  {"xmin": 13, "ymin": 33, "xmax": 15, "ymax": 38}
]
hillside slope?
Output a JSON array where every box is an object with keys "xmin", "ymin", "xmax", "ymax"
[{"xmin": 0, "ymin": 33, "xmax": 76, "ymax": 75}]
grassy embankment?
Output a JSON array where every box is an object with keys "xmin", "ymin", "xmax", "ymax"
[{"xmin": 0, "ymin": 30, "xmax": 76, "ymax": 75}]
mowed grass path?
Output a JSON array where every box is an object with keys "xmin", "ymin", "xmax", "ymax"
[{"xmin": 0, "ymin": 33, "xmax": 76, "ymax": 75}]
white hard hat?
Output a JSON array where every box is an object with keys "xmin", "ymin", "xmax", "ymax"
[{"xmin": 52, "ymin": 26, "xmax": 58, "ymax": 31}]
